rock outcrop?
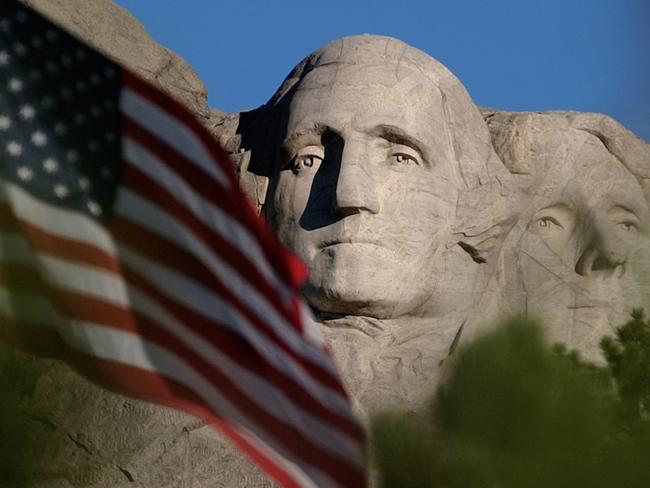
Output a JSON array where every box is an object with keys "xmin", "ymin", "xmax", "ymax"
[{"xmin": 22, "ymin": 0, "xmax": 209, "ymax": 120}]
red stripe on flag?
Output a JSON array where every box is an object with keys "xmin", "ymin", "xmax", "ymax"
[
  {"xmin": 0, "ymin": 216, "xmax": 360, "ymax": 438},
  {"xmin": 0, "ymin": 7, "xmax": 366, "ymax": 484},
  {"xmin": 110, "ymin": 211, "xmax": 353, "ymax": 406},
  {"xmin": 0, "ymin": 313, "xmax": 308, "ymax": 487},
  {"xmin": 122, "ymin": 72, "xmax": 309, "ymax": 292},
  {"xmin": 22, "ymin": 221, "xmax": 118, "ymax": 273},
  {"xmin": 114, "ymin": 163, "xmax": 348, "ymax": 391},
  {"xmin": 0, "ymin": 270, "xmax": 363, "ymax": 486},
  {"xmin": 117, "ymin": 158, "xmax": 293, "ymax": 320}
]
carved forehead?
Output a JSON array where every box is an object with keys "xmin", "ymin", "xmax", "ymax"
[
  {"xmin": 266, "ymin": 35, "xmax": 509, "ymax": 191},
  {"xmin": 293, "ymin": 61, "xmax": 431, "ymax": 92},
  {"xmin": 309, "ymin": 35, "xmax": 445, "ymax": 76},
  {"xmin": 288, "ymin": 61, "xmax": 445, "ymax": 126},
  {"xmin": 487, "ymin": 112, "xmax": 637, "ymax": 179},
  {"xmin": 486, "ymin": 111, "xmax": 650, "ymax": 218},
  {"xmin": 271, "ymin": 35, "xmax": 466, "ymax": 105},
  {"xmin": 285, "ymin": 63, "xmax": 453, "ymax": 166}
]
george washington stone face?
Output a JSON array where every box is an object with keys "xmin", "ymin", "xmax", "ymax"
[{"xmin": 263, "ymin": 35, "xmax": 511, "ymax": 323}]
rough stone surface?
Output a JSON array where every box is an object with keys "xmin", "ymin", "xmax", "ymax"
[
  {"xmin": 21, "ymin": 0, "xmax": 209, "ymax": 120},
  {"xmin": 3, "ymin": 3, "xmax": 650, "ymax": 487},
  {"xmin": 244, "ymin": 35, "xmax": 519, "ymax": 414}
]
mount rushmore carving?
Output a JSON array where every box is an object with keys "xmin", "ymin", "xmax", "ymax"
[
  {"xmin": 217, "ymin": 35, "xmax": 650, "ymax": 412},
  {"xmin": 3, "ymin": 3, "xmax": 650, "ymax": 486}
]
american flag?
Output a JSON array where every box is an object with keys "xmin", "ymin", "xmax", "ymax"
[{"xmin": 0, "ymin": 2, "xmax": 365, "ymax": 487}]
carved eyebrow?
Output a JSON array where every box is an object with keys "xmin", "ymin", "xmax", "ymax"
[
  {"xmin": 281, "ymin": 124, "xmax": 332, "ymax": 153},
  {"xmin": 369, "ymin": 124, "xmax": 427, "ymax": 161},
  {"xmin": 608, "ymin": 204, "xmax": 642, "ymax": 221}
]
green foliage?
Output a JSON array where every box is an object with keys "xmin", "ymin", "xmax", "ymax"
[
  {"xmin": 371, "ymin": 315, "xmax": 650, "ymax": 488},
  {"xmin": 372, "ymin": 410, "xmax": 439, "ymax": 488},
  {"xmin": 601, "ymin": 308, "xmax": 650, "ymax": 420}
]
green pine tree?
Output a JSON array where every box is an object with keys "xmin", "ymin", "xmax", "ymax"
[
  {"xmin": 372, "ymin": 315, "xmax": 650, "ymax": 488},
  {"xmin": 601, "ymin": 308, "xmax": 650, "ymax": 420}
]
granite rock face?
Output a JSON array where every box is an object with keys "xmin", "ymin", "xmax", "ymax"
[
  {"xmin": 481, "ymin": 110, "xmax": 650, "ymax": 363},
  {"xmin": 238, "ymin": 35, "xmax": 519, "ymax": 413},
  {"xmin": 4, "ymin": 3, "xmax": 650, "ymax": 488},
  {"xmin": 21, "ymin": 0, "xmax": 209, "ymax": 120}
]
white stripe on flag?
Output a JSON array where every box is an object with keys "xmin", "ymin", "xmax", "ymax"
[
  {"xmin": 116, "ymin": 243, "xmax": 354, "ymax": 418},
  {"xmin": 120, "ymin": 88, "xmax": 229, "ymax": 188},
  {"xmin": 40, "ymin": 255, "xmax": 128, "ymax": 307},
  {"xmin": 123, "ymin": 137, "xmax": 293, "ymax": 304},
  {"xmin": 59, "ymin": 321, "xmax": 344, "ymax": 488},
  {"xmin": 1, "ymin": 181, "xmax": 116, "ymax": 257},
  {"xmin": 114, "ymin": 187, "xmax": 337, "ymax": 375},
  {"xmin": 126, "ymin": 284, "xmax": 363, "ymax": 464}
]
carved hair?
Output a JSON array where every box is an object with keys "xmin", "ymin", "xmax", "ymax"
[{"xmin": 485, "ymin": 111, "xmax": 650, "ymax": 190}]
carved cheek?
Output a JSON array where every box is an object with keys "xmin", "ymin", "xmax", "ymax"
[{"xmin": 379, "ymin": 176, "xmax": 453, "ymax": 256}]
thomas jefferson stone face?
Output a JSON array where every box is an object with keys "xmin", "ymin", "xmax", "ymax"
[
  {"xmin": 502, "ymin": 127, "xmax": 649, "ymax": 360},
  {"xmin": 266, "ymin": 62, "xmax": 461, "ymax": 319},
  {"xmin": 524, "ymin": 137, "xmax": 646, "ymax": 281}
]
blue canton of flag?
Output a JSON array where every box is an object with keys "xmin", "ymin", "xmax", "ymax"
[{"xmin": 0, "ymin": 8, "xmax": 121, "ymax": 220}]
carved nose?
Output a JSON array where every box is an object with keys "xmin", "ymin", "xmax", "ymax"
[
  {"xmin": 333, "ymin": 145, "xmax": 380, "ymax": 216},
  {"xmin": 574, "ymin": 223, "xmax": 627, "ymax": 277},
  {"xmin": 574, "ymin": 248, "xmax": 624, "ymax": 276}
]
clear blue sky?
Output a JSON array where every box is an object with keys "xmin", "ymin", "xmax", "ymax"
[{"xmin": 115, "ymin": 0, "xmax": 649, "ymax": 142}]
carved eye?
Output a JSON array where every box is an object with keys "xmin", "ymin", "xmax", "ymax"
[
  {"xmin": 295, "ymin": 155, "xmax": 321, "ymax": 168},
  {"xmin": 530, "ymin": 213, "xmax": 568, "ymax": 238},
  {"xmin": 608, "ymin": 207, "xmax": 641, "ymax": 235},
  {"xmin": 390, "ymin": 148, "xmax": 421, "ymax": 168},
  {"xmin": 394, "ymin": 153, "xmax": 418, "ymax": 164},
  {"xmin": 528, "ymin": 205, "xmax": 575, "ymax": 252},
  {"xmin": 292, "ymin": 145, "xmax": 324, "ymax": 174},
  {"xmin": 537, "ymin": 216, "xmax": 563, "ymax": 229},
  {"xmin": 618, "ymin": 221, "xmax": 638, "ymax": 233},
  {"xmin": 529, "ymin": 205, "xmax": 574, "ymax": 237}
]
